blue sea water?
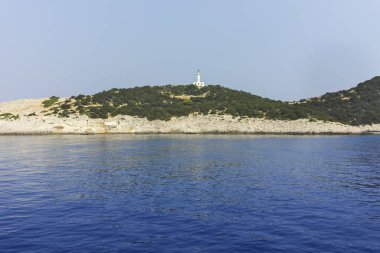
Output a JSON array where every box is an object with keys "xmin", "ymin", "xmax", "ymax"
[{"xmin": 0, "ymin": 135, "xmax": 379, "ymax": 252}]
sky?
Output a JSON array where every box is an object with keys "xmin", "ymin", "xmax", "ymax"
[{"xmin": 1, "ymin": 0, "xmax": 380, "ymax": 102}]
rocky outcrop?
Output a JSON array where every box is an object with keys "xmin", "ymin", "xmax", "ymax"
[{"xmin": 1, "ymin": 98, "xmax": 379, "ymax": 135}]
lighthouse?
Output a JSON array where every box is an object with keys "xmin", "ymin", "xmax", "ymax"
[{"xmin": 192, "ymin": 70, "xmax": 205, "ymax": 88}]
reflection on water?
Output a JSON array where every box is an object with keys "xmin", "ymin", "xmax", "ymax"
[{"xmin": 0, "ymin": 135, "xmax": 380, "ymax": 252}]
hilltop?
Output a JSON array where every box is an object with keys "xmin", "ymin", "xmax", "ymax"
[{"xmin": 298, "ymin": 76, "xmax": 380, "ymax": 125}]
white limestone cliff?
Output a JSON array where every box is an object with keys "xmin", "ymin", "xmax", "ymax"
[{"xmin": 1, "ymin": 98, "xmax": 379, "ymax": 135}]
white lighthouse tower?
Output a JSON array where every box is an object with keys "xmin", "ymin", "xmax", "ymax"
[{"xmin": 193, "ymin": 70, "xmax": 205, "ymax": 88}]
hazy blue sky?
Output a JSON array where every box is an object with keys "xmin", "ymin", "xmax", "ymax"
[{"xmin": 1, "ymin": 0, "xmax": 380, "ymax": 101}]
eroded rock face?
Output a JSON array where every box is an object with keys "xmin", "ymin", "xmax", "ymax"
[{"xmin": 1, "ymin": 98, "xmax": 379, "ymax": 135}]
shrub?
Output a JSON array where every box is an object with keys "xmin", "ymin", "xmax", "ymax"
[{"xmin": 42, "ymin": 96, "xmax": 60, "ymax": 107}]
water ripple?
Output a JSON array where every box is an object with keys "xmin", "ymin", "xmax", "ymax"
[{"xmin": 0, "ymin": 135, "xmax": 380, "ymax": 252}]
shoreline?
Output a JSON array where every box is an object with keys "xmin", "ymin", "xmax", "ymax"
[
  {"xmin": 1, "ymin": 115, "xmax": 380, "ymax": 136},
  {"xmin": 0, "ymin": 129, "xmax": 378, "ymax": 136},
  {"xmin": 0, "ymin": 133, "xmax": 376, "ymax": 136},
  {"xmin": 1, "ymin": 98, "xmax": 380, "ymax": 136}
]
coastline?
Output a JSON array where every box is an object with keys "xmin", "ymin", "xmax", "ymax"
[
  {"xmin": 1, "ymin": 114, "xmax": 379, "ymax": 136},
  {"xmin": 1, "ymin": 98, "xmax": 380, "ymax": 135}
]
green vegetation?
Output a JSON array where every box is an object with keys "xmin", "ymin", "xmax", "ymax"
[
  {"xmin": 42, "ymin": 96, "xmax": 60, "ymax": 108},
  {"xmin": 0, "ymin": 113, "xmax": 19, "ymax": 120},
  {"xmin": 40, "ymin": 77, "xmax": 380, "ymax": 125},
  {"xmin": 297, "ymin": 76, "xmax": 380, "ymax": 125}
]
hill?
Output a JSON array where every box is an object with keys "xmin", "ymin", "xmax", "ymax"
[
  {"xmin": 297, "ymin": 77, "xmax": 380, "ymax": 125},
  {"xmin": 33, "ymin": 77, "xmax": 380, "ymax": 126},
  {"xmin": 39, "ymin": 85, "xmax": 312, "ymax": 121}
]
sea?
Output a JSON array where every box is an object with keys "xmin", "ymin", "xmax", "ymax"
[{"xmin": 0, "ymin": 135, "xmax": 379, "ymax": 252}]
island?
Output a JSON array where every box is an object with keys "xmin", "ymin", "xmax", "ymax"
[{"xmin": 1, "ymin": 76, "xmax": 380, "ymax": 135}]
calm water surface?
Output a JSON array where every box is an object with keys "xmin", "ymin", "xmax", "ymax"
[{"xmin": 0, "ymin": 135, "xmax": 379, "ymax": 252}]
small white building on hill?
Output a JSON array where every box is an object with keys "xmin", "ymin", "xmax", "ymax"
[{"xmin": 193, "ymin": 70, "xmax": 205, "ymax": 88}]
